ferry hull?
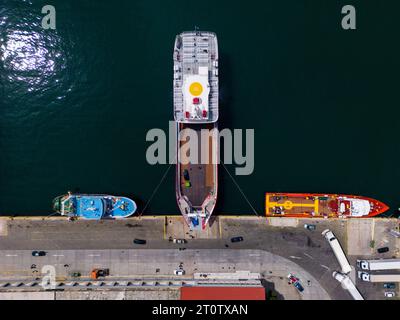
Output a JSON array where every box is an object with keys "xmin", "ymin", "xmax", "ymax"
[
  {"xmin": 265, "ymin": 193, "xmax": 389, "ymax": 218},
  {"xmin": 173, "ymin": 31, "xmax": 219, "ymax": 230}
]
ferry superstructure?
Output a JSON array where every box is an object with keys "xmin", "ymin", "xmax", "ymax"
[
  {"xmin": 173, "ymin": 31, "xmax": 219, "ymax": 230},
  {"xmin": 173, "ymin": 31, "xmax": 218, "ymax": 123},
  {"xmin": 265, "ymin": 193, "xmax": 389, "ymax": 218}
]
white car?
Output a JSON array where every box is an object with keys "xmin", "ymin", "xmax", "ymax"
[
  {"xmin": 174, "ymin": 269, "xmax": 185, "ymax": 276},
  {"xmin": 173, "ymin": 239, "xmax": 186, "ymax": 244},
  {"xmin": 385, "ymin": 291, "xmax": 395, "ymax": 298}
]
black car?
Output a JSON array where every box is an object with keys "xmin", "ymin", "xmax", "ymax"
[
  {"xmin": 97, "ymin": 269, "xmax": 109, "ymax": 277},
  {"xmin": 304, "ymin": 224, "xmax": 316, "ymax": 231},
  {"xmin": 377, "ymin": 247, "xmax": 389, "ymax": 253},
  {"xmin": 231, "ymin": 236, "xmax": 244, "ymax": 243},
  {"xmin": 32, "ymin": 251, "xmax": 46, "ymax": 257},
  {"xmin": 384, "ymin": 283, "xmax": 396, "ymax": 289},
  {"xmin": 133, "ymin": 239, "xmax": 146, "ymax": 245},
  {"xmin": 183, "ymin": 169, "xmax": 190, "ymax": 181}
]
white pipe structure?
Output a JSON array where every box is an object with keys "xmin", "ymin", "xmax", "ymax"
[
  {"xmin": 322, "ymin": 229, "xmax": 352, "ymax": 274},
  {"xmin": 333, "ymin": 271, "xmax": 364, "ymax": 300}
]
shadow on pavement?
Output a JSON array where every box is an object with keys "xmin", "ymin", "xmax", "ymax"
[{"xmin": 261, "ymin": 279, "xmax": 285, "ymax": 300}]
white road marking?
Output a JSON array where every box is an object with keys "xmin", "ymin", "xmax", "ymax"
[
  {"xmin": 5, "ymin": 254, "xmax": 18, "ymax": 257},
  {"xmin": 52, "ymin": 255, "xmax": 64, "ymax": 257},
  {"xmin": 320, "ymin": 264, "xmax": 330, "ymax": 270},
  {"xmin": 249, "ymin": 254, "xmax": 260, "ymax": 257},
  {"xmin": 303, "ymin": 253, "xmax": 314, "ymax": 259},
  {"xmin": 88, "ymin": 254, "xmax": 100, "ymax": 257},
  {"xmin": 289, "ymin": 256, "xmax": 302, "ymax": 260}
]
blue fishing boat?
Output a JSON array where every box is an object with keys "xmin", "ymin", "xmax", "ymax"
[{"xmin": 52, "ymin": 193, "xmax": 137, "ymax": 219}]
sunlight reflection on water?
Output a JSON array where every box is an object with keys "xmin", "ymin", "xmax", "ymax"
[{"xmin": 0, "ymin": 9, "xmax": 65, "ymax": 95}]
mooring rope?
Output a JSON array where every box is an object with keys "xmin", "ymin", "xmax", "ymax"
[
  {"xmin": 220, "ymin": 161, "xmax": 259, "ymax": 216},
  {"xmin": 139, "ymin": 162, "xmax": 175, "ymax": 217}
]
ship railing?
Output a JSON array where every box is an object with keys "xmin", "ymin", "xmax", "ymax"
[
  {"xmin": 209, "ymin": 88, "xmax": 218, "ymax": 95},
  {"xmin": 182, "ymin": 60, "xmax": 196, "ymax": 67},
  {"xmin": 183, "ymin": 49, "xmax": 196, "ymax": 55},
  {"xmin": 195, "ymin": 46, "xmax": 210, "ymax": 52},
  {"xmin": 174, "ymin": 108, "xmax": 184, "ymax": 114},
  {"xmin": 173, "ymin": 93, "xmax": 183, "ymax": 99},
  {"xmin": 173, "ymin": 82, "xmax": 182, "ymax": 86},
  {"xmin": 196, "ymin": 41, "xmax": 209, "ymax": 47},
  {"xmin": 197, "ymin": 51, "xmax": 209, "ymax": 57},
  {"xmin": 174, "ymin": 96, "xmax": 183, "ymax": 103},
  {"xmin": 182, "ymin": 42, "xmax": 196, "ymax": 48},
  {"xmin": 174, "ymin": 106, "xmax": 183, "ymax": 112},
  {"xmin": 209, "ymin": 102, "xmax": 218, "ymax": 108},
  {"xmin": 182, "ymin": 54, "xmax": 197, "ymax": 59},
  {"xmin": 196, "ymin": 58, "xmax": 209, "ymax": 64},
  {"xmin": 210, "ymin": 86, "xmax": 219, "ymax": 93}
]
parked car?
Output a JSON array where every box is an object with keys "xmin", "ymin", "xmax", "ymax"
[
  {"xmin": 174, "ymin": 269, "xmax": 185, "ymax": 276},
  {"xmin": 287, "ymin": 273, "xmax": 304, "ymax": 293},
  {"xmin": 31, "ymin": 251, "xmax": 46, "ymax": 257},
  {"xmin": 377, "ymin": 247, "xmax": 389, "ymax": 254},
  {"xmin": 384, "ymin": 291, "xmax": 395, "ymax": 298},
  {"xmin": 231, "ymin": 236, "xmax": 244, "ymax": 243},
  {"xmin": 178, "ymin": 248, "xmax": 186, "ymax": 251},
  {"xmin": 287, "ymin": 273, "xmax": 299, "ymax": 284},
  {"xmin": 293, "ymin": 281, "xmax": 305, "ymax": 292},
  {"xmin": 173, "ymin": 238, "xmax": 187, "ymax": 244},
  {"xmin": 384, "ymin": 283, "xmax": 396, "ymax": 289},
  {"xmin": 304, "ymin": 224, "xmax": 316, "ymax": 231},
  {"xmin": 183, "ymin": 169, "xmax": 190, "ymax": 181},
  {"xmin": 133, "ymin": 239, "xmax": 146, "ymax": 245}
]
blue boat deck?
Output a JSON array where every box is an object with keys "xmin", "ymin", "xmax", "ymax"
[
  {"xmin": 75, "ymin": 197, "xmax": 105, "ymax": 219},
  {"xmin": 60, "ymin": 195, "xmax": 137, "ymax": 220},
  {"xmin": 105, "ymin": 197, "xmax": 137, "ymax": 218}
]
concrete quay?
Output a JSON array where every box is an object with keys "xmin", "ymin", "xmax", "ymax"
[{"xmin": 0, "ymin": 215, "xmax": 399, "ymax": 300}]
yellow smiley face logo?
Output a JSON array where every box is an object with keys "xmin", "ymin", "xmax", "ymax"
[{"xmin": 189, "ymin": 82, "xmax": 203, "ymax": 96}]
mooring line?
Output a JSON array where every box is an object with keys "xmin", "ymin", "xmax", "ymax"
[
  {"xmin": 139, "ymin": 162, "xmax": 175, "ymax": 217},
  {"xmin": 220, "ymin": 161, "xmax": 259, "ymax": 216},
  {"xmin": 46, "ymin": 212, "xmax": 59, "ymax": 218}
]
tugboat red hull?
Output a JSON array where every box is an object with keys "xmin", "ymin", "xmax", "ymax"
[{"xmin": 265, "ymin": 193, "xmax": 389, "ymax": 218}]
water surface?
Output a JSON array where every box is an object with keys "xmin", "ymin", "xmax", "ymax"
[{"xmin": 1, "ymin": 0, "xmax": 399, "ymax": 216}]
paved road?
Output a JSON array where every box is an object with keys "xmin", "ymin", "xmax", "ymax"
[{"xmin": 0, "ymin": 249, "xmax": 330, "ymax": 300}]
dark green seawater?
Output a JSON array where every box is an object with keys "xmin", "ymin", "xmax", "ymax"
[{"xmin": 1, "ymin": 0, "xmax": 399, "ymax": 216}]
